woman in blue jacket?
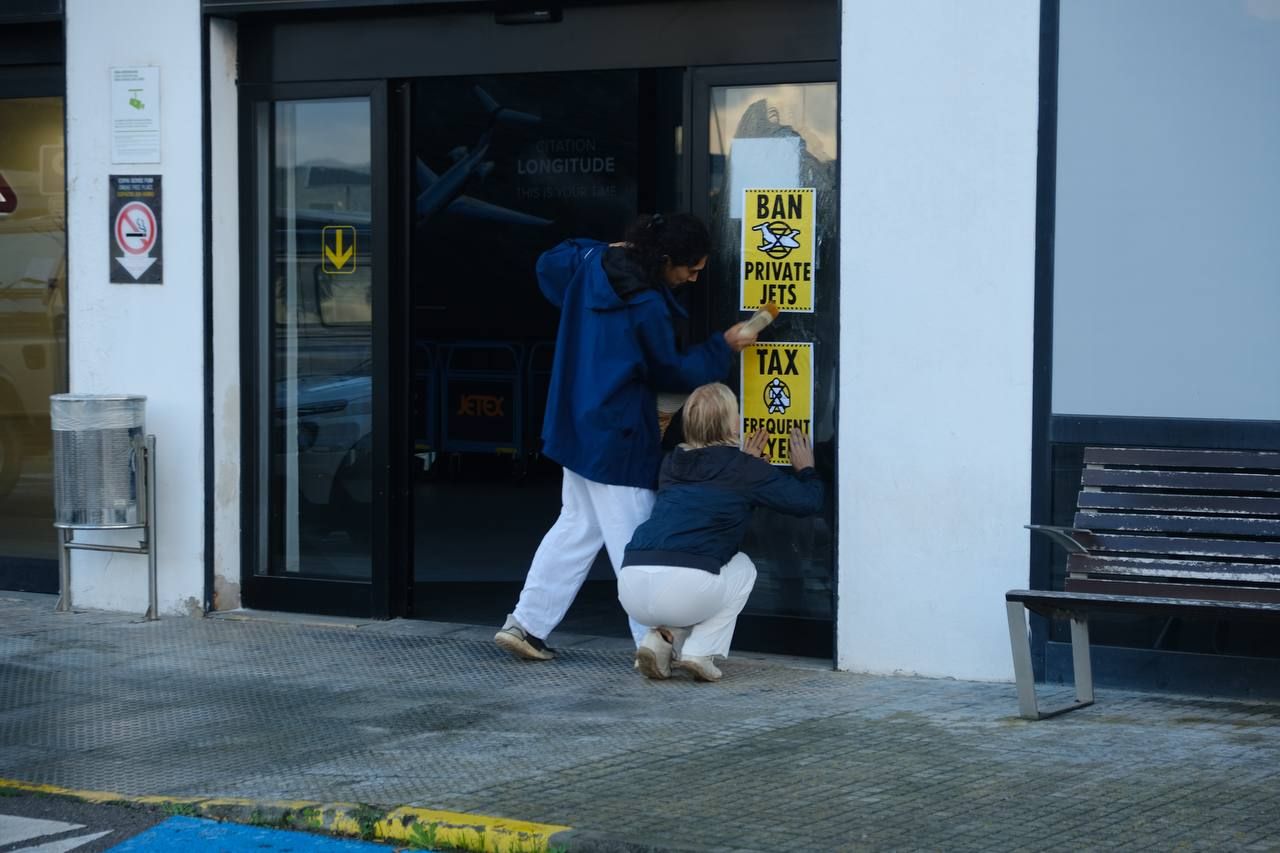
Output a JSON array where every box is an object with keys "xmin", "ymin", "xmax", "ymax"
[
  {"xmin": 620, "ymin": 382, "xmax": 824, "ymax": 682},
  {"xmin": 495, "ymin": 214, "xmax": 758, "ymax": 662}
]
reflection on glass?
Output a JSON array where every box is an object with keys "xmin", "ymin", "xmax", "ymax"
[
  {"xmin": 265, "ymin": 98, "xmax": 373, "ymax": 579},
  {"xmin": 708, "ymin": 83, "xmax": 838, "ymax": 622},
  {"xmin": 0, "ymin": 97, "xmax": 67, "ymax": 593}
]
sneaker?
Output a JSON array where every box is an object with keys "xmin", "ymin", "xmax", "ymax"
[
  {"xmin": 674, "ymin": 655, "xmax": 722, "ymax": 682},
  {"xmin": 634, "ymin": 628, "xmax": 673, "ymax": 680},
  {"xmin": 494, "ymin": 623, "xmax": 555, "ymax": 661}
]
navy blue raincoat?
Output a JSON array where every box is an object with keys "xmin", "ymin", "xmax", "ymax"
[{"xmin": 537, "ymin": 239, "xmax": 733, "ymax": 489}]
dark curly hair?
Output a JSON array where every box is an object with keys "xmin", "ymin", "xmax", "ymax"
[{"xmin": 622, "ymin": 212, "xmax": 711, "ymax": 286}]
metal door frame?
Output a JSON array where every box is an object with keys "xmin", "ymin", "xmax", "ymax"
[
  {"xmin": 238, "ymin": 79, "xmax": 401, "ymax": 618},
  {"xmin": 690, "ymin": 61, "xmax": 840, "ymax": 659}
]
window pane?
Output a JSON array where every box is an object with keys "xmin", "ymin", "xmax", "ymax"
[
  {"xmin": 265, "ymin": 98, "xmax": 373, "ymax": 579},
  {"xmin": 1053, "ymin": 1, "xmax": 1280, "ymax": 420},
  {"xmin": 0, "ymin": 96, "xmax": 67, "ymax": 592},
  {"xmin": 708, "ymin": 82, "xmax": 838, "ymax": 623}
]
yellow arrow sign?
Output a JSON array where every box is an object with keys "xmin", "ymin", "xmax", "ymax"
[{"xmin": 322, "ymin": 225, "xmax": 356, "ymax": 273}]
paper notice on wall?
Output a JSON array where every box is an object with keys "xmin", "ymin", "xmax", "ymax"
[
  {"xmin": 111, "ymin": 67, "xmax": 161, "ymax": 164},
  {"xmin": 727, "ymin": 137, "xmax": 800, "ymax": 219}
]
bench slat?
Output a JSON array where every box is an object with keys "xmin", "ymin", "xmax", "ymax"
[
  {"xmin": 1084, "ymin": 447, "xmax": 1280, "ymax": 471},
  {"xmin": 1077, "ymin": 491, "xmax": 1280, "ymax": 517},
  {"xmin": 1066, "ymin": 553, "xmax": 1280, "ymax": 582},
  {"xmin": 1081, "ymin": 468, "xmax": 1280, "ymax": 493},
  {"xmin": 1007, "ymin": 588, "xmax": 1280, "ymax": 619},
  {"xmin": 1071, "ymin": 535, "xmax": 1280, "ymax": 563},
  {"xmin": 1065, "ymin": 577, "xmax": 1280, "ymax": 604},
  {"xmin": 1075, "ymin": 533, "xmax": 1280, "ymax": 561},
  {"xmin": 1073, "ymin": 511, "xmax": 1280, "ymax": 538}
]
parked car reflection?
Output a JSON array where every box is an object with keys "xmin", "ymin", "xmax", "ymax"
[{"xmin": 274, "ymin": 360, "xmax": 372, "ymax": 542}]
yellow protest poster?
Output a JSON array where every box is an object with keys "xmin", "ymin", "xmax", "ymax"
[
  {"xmin": 740, "ymin": 342, "xmax": 814, "ymax": 466},
  {"xmin": 741, "ymin": 188, "xmax": 815, "ymax": 313}
]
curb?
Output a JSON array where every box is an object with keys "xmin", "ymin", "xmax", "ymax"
[{"xmin": 0, "ymin": 778, "xmax": 571, "ymax": 852}]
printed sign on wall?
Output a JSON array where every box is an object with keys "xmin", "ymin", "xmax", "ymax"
[
  {"xmin": 741, "ymin": 188, "xmax": 815, "ymax": 313},
  {"xmin": 111, "ymin": 67, "xmax": 161, "ymax": 165},
  {"xmin": 109, "ymin": 175, "xmax": 162, "ymax": 284},
  {"xmin": 741, "ymin": 342, "xmax": 814, "ymax": 466}
]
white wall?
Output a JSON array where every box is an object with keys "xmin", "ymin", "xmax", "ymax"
[
  {"xmin": 837, "ymin": 0, "xmax": 1041, "ymax": 680},
  {"xmin": 209, "ymin": 18, "xmax": 241, "ymax": 610},
  {"xmin": 65, "ymin": 0, "xmax": 205, "ymax": 615}
]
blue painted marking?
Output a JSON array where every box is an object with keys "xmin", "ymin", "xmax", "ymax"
[{"xmin": 107, "ymin": 815, "xmax": 431, "ymax": 852}]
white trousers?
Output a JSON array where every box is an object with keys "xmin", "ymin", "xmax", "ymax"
[
  {"xmin": 617, "ymin": 553, "xmax": 757, "ymax": 659},
  {"xmin": 512, "ymin": 469, "xmax": 656, "ymax": 646}
]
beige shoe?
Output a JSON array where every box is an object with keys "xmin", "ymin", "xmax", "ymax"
[
  {"xmin": 494, "ymin": 622, "xmax": 555, "ymax": 661},
  {"xmin": 674, "ymin": 655, "xmax": 722, "ymax": 682},
  {"xmin": 635, "ymin": 628, "xmax": 673, "ymax": 679}
]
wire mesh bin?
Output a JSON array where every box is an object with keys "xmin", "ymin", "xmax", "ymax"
[
  {"xmin": 52, "ymin": 395, "xmax": 146, "ymax": 528},
  {"xmin": 49, "ymin": 394, "xmax": 158, "ymax": 619}
]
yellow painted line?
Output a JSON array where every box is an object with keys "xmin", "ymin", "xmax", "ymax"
[
  {"xmin": 202, "ymin": 797, "xmax": 320, "ymax": 811},
  {"xmin": 0, "ymin": 780, "xmax": 128, "ymax": 804},
  {"xmin": 0, "ymin": 778, "xmax": 572, "ymax": 853},
  {"xmin": 389, "ymin": 806, "xmax": 568, "ymax": 853}
]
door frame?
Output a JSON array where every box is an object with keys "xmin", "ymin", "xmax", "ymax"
[
  {"xmin": 238, "ymin": 79, "xmax": 398, "ymax": 618},
  {"xmin": 689, "ymin": 61, "xmax": 841, "ymax": 658}
]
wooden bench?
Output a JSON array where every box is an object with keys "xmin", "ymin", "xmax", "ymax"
[{"xmin": 1006, "ymin": 446, "xmax": 1280, "ymax": 719}]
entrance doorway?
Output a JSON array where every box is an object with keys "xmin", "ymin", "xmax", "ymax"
[
  {"xmin": 405, "ymin": 66, "xmax": 839, "ymax": 654},
  {"xmin": 237, "ymin": 1, "xmax": 838, "ymax": 658},
  {"xmin": 407, "ymin": 68, "xmax": 676, "ymax": 639}
]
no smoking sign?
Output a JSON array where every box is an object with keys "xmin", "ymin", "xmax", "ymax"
[
  {"xmin": 109, "ymin": 175, "xmax": 163, "ymax": 284},
  {"xmin": 115, "ymin": 201, "xmax": 157, "ymax": 255}
]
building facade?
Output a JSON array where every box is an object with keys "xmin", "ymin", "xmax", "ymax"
[{"xmin": 1, "ymin": 0, "xmax": 1275, "ymax": 689}]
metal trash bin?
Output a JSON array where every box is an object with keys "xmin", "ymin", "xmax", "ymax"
[
  {"xmin": 51, "ymin": 394, "xmax": 147, "ymax": 528},
  {"xmin": 49, "ymin": 394, "xmax": 158, "ymax": 619}
]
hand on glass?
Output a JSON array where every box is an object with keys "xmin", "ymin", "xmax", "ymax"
[
  {"xmin": 789, "ymin": 428, "xmax": 815, "ymax": 471},
  {"xmin": 723, "ymin": 322, "xmax": 759, "ymax": 353},
  {"xmin": 743, "ymin": 428, "xmax": 769, "ymax": 461}
]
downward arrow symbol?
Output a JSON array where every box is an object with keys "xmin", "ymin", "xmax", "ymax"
[{"xmin": 324, "ymin": 228, "xmax": 354, "ymax": 270}]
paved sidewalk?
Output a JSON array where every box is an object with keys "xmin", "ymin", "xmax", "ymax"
[{"xmin": 2, "ymin": 592, "xmax": 1280, "ymax": 852}]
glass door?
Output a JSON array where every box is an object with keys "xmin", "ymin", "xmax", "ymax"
[
  {"xmin": 405, "ymin": 69, "xmax": 657, "ymax": 632},
  {"xmin": 0, "ymin": 94, "xmax": 67, "ymax": 594},
  {"xmin": 692, "ymin": 64, "xmax": 839, "ymax": 658},
  {"xmin": 242, "ymin": 83, "xmax": 395, "ymax": 616}
]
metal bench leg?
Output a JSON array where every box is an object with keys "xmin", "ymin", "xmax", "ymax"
[
  {"xmin": 1070, "ymin": 616, "xmax": 1094, "ymax": 706},
  {"xmin": 1006, "ymin": 601, "xmax": 1039, "ymax": 719},
  {"xmin": 55, "ymin": 527, "xmax": 71, "ymax": 613},
  {"xmin": 1007, "ymin": 602, "xmax": 1096, "ymax": 720}
]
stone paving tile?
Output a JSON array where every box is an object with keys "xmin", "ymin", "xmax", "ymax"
[{"xmin": 2, "ymin": 594, "xmax": 1280, "ymax": 850}]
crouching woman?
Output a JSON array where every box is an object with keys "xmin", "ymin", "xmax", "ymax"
[{"xmin": 618, "ymin": 382, "xmax": 825, "ymax": 682}]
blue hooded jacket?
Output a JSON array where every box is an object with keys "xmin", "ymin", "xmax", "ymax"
[
  {"xmin": 623, "ymin": 445, "xmax": 825, "ymax": 573},
  {"xmin": 537, "ymin": 239, "xmax": 734, "ymax": 489}
]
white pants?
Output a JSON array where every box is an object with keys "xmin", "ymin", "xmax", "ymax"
[
  {"xmin": 616, "ymin": 553, "xmax": 757, "ymax": 659},
  {"xmin": 512, "ymin": 469, "xmax": 656, "ymax": 646}
]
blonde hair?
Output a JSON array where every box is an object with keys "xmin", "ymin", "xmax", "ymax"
[{"xmin": 680, "ymin": 383, "xmax": 739, "ymax": 450}]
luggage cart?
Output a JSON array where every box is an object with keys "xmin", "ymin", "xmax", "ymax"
[{"xmin": 440, "ymin": 342, "xmax": 523, "ymax": 473}]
